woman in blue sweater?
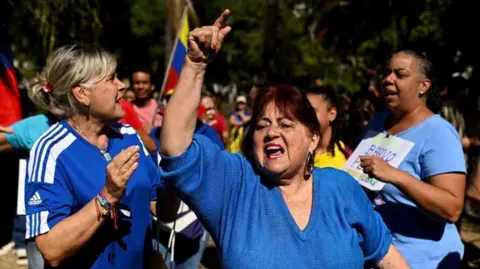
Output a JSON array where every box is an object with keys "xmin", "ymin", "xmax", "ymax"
[{"xmin": 159, "ymin": 10, "xmax": 409, "ymax": 269}]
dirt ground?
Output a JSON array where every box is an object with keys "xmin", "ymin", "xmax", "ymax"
[
  {"xmin": 0, "ymin": 245, "xmax": 219, "ymax": 269},
  {"xmin": 0, "ymin": 252, "xmax": 27, "ymax": 269}
]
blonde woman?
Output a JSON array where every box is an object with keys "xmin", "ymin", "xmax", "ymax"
[{"xmin": 25, "ymin": 45, "xmax": 167, "ymax": 269}]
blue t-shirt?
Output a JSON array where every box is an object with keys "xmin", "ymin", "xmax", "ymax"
[
  {"xmin": 361, "ymin": 113, "xmax": 466, "ymax": 268},
  {"xmin": 5, "ymin": 114, "xmax": 51, "ymax": 150},
  {"xmin": 160, "ymin": 135, "xmax": 392, "ymax": 269},
  {"xmin": 25, "ymin": 121, "xmax": 162, "ymax": 269}
]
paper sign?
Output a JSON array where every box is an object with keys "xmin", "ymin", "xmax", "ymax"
[{"xmin": 342, "ymin": 133, "xmax": 415, "ymax": 191}]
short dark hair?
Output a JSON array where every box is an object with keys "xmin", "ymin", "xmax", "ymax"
[
  {"xmin": 395, "ymin": 50, "xmax": 441, "ymax": 113},
  {"xmin": 241, "ymin": 84, "xmax": 320, "ymax": 159},
  {"xmin": 131, "ymin": 66, "xmax": 153, "ymax": 83},
  {"xmin": 131, "ymin": 66, "xmax": 153, "ymax": 76}
]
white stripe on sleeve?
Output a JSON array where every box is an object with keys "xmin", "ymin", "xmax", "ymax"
[
  {"xmin": 25, "ymin": 215, "xmax": 30, "ymax": 239},
  {"xmin": 39, "ymin": 211, "xmax": 50, "ymax": 234},
  {"xmin": 28, "ymin": 124, "xmax": 61, "ymax": 183},
  {"xmin": 44, "ymin": 133, "xmax": 76, "ymax": 184},
  {"xmin": 35, "ymin": 213, "xmax": 40, "ymax": 237},
  {"xmin": 31, "ymin": 213, "xmax": 36, "ymax": 238},
  {"xmin": 26, "ymin": 211, "xmax": 51, "ymax": 239},
  {"xmin": 36, "ymin": 128, "xmax": 67, "ymax": 182}
]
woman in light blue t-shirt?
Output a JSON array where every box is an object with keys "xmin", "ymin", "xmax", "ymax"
[{"xmin": 359, "ymin": 50, "xmax": 466, "ymax": 269}]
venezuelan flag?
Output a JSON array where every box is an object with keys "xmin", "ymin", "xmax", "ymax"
[
  {"xmin": 162, "ymin": 9, "xmax": 189, "ymax": 96},
  {"xmin": 0, "ymin": 46, "xmax": 22, "ymax": 126}
]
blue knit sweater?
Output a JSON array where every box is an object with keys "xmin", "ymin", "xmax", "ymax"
[{"xmin": 160, "ymin": 135, "xmax": 392, "ymax": 269}]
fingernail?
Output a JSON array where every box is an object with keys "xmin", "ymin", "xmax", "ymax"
[
  {"xmin": 135, "ymin": 145, "xmax": 140, "ymax": 151},
  {"xmin": 212, "ymin": 44, "xmax": 217, "ymax": 50}
]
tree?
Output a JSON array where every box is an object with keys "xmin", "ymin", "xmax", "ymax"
[{"xmin": 4, "ymin": 0, "xmax": 480, "ymax": 95}]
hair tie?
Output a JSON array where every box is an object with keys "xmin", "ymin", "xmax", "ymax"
[{"xmin": 42, "ymin": 82, "xmax": 53, "ymax": 93}]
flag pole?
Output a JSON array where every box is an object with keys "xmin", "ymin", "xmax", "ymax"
[{"xmin": 152, "ymin": 6, "xmax": 188, "ymax": 126}]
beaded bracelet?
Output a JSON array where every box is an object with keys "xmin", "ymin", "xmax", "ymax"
[{"xmin": 96, "ymin": 191, "xmax": 118, "ymax": 230}]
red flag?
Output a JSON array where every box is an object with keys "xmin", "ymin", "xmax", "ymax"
[{"xmin": 0, "ymin": 47, "xmax": 22, "ymax": 126}]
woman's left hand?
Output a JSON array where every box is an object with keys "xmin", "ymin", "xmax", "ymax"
[{"xmin": 360, "ymin": 155, "xmax": 399, "ymax": 183}]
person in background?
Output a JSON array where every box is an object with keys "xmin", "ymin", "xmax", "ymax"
[
  {"xmin": 306, "ymin": 86, "xmax": 351, "ymax": 169},
  {"xmin": 25, "ymin": 45, "xmax": 172, "ymax": 269},
  {"xmin": 227, "ymin": 95, "xmax": 252, "ymax": 153},
  {"xmin": 118, "ymin": 98, "xmax": 157, "ymax": 152},
  {"xmin": 158, "ymin": 10, "xmax": 409, "ymax": 268},
  {"xmin": 149, "ymin": 100, "xmax": 223, "ymax": 269},
  {"xmin": 359, "ymin": 50, "xmax": 466, "ymax": 268},
  {"xmin": 346, "ymin": 91, "xmax": 376, "ymax": 148},
  {"xmin": 131, "ymin": 67, "xmax": 162, "ymax": 133},
  {"xmin": 229, "ymin": 95, "xmax": 251, "ymax": 129},
  {"xmin": 200, "ymin": 95, "xmax": 228, "ymax": 145},
  {"xmin": 314, "ymin": 77, "xmax": 324, "ymax": 87},
  {"xmin": 227, "ymin": 87, "xmax": 258, "ymax": 154}
]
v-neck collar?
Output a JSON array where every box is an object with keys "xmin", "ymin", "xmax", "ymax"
[
  {"xmin": 273, "ymin": 175, "xmax": 319, "ymax": 240},
  {"xmin": 61, "ymin": 120, "xmax": 115, "ymax": 161}
]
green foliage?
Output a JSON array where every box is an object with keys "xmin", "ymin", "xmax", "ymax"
[{"xmin": 4, "ymin": 0, "xmax": 480, "ymax": 93}]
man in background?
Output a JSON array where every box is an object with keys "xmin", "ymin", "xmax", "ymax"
[
  {"xmin": 131, "ymin": 67, "xmax": 163, "ymax": 133},
  {"xmin": 200, "ymin": 95, "xmax": 228, "ymax": 146}
]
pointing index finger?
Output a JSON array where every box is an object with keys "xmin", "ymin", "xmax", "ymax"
[{"xmin": 213, "ymin": 9, "xmax": 230, "ymax": 29}]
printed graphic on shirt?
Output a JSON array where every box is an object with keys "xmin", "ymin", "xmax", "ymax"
[{"xmin": 28, "ymin": 192, "xmax": 42, "ymax": 206}]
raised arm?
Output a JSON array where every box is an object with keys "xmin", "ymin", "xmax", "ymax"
[{"xmin": 160, "ymin": 10, "xmax": 231, "ymax": 157}]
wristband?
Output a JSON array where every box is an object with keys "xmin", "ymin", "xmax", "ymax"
[{"xmin": 96, "ymin": 190, "xmax": 118, "ymax": 230}]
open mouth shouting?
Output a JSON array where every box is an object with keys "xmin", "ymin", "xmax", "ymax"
[{"xmin": 264, "ymin": 143, "xmax": 285, "ymax": 160}]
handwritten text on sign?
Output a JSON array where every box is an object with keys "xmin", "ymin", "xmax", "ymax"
[{"xmin": 342, "ymin": 133, "xmax": 414, "ymax": 191}]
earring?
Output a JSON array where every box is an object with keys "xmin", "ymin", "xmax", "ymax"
[
  {"xmin": 419, "ymin": 91, "xmax": 425, "ymax": 97},
  {"xmin": 304, "ymin": 151, "xmax": 315, "ymax": 180}
]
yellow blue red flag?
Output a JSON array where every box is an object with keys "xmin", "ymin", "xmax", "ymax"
[{"xmin": 162, "ymin": 9, "xmax": 189, "ymax": 97}]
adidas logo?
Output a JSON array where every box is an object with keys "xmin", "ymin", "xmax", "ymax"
[{"xmin": 28, "ymin": 192, "xmax": 42, "ymax": 206}]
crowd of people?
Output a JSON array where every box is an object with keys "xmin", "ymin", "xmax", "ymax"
[{"xmin": 1, "ymin": 8, "xmax": 480, "ymax": 269}]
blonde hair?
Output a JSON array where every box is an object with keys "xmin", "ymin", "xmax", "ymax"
[{"xmin": 29, "ymin": 45, "xmax": 117, "ymax": 117}]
